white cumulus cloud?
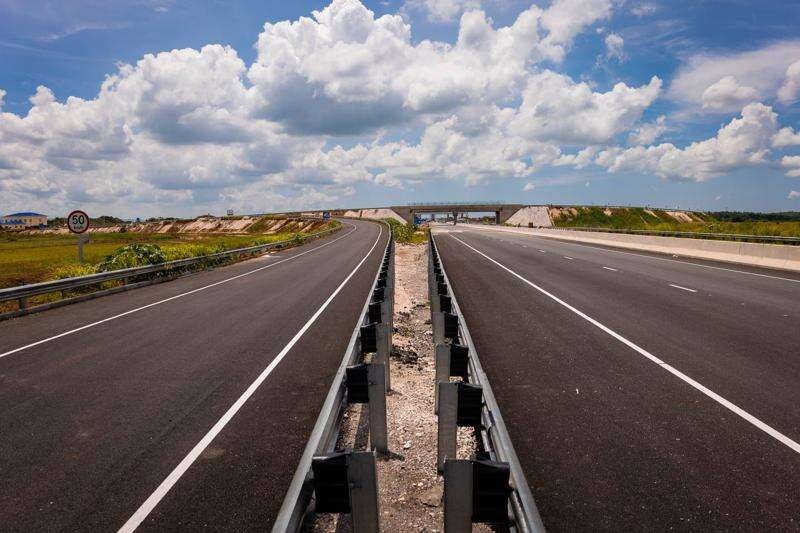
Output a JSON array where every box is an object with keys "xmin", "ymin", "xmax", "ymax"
[
  {"xmin": 604, "ymin": 33, "xmax": 624, "ymax": 62},
  {"xmin": 669, "ymin": 40, "xmax": 800, "ymax": 113},
  {"xmin": 597, "ymin": 103, "xmax": 782, "ymax": 181},
  {"xmin": 777, "ymin": 60, "xmax": 800, "ymax": 104},
  {"xmin": 701, "ymin": 76, "xmax": 759, "ymax": 112}
]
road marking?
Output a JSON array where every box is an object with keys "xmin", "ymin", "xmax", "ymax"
[
  {"xmin": 448, "ymin": 234, "xmax": 800, "ymax": 455},
  {"xmin": 119, "ymin": 225, "xmax": 384, "ymax": 532},
  {"xmin": 602, "ymin": 266, "xmax": 618, "ymax": 272},
  {"xmin": 669, "ymin": 283, "xmax": 697, "ymax": 293},
  {"xmin": 452, "ymin": 225, "xmax": 800, "ymax": 284},
  {"xmin": 563, "ymin": 256, "xmax": 574, "ymax": 260},
  {"xmin": 538, "ymin": 249, "xmax": 546, "ymax": 253},
  {"xmin": 0, "ymin": 224, "xmax": 361, "ymax": 360}
]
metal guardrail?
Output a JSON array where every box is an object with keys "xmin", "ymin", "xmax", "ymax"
[
  {"xmin": 429, "ymin": 231, "xmax": 546, "ymax": 533},
  {"xmin": 272, "ymin": 222, "xmax": 393, "ymax": 532},
  {"xmin": 547, "ymin": 226, "xmax": 800, "ymax": 245},
  {"xmin": 0, "ymin": 226, "xmax": 341, "ymax": 311}
]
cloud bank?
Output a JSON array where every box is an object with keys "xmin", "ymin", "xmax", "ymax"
[{"xmin": 1, "ymin": 0, "xmax": 798, "ymax": 217}]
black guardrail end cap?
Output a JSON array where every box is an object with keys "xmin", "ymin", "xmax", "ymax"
[
  {"xmin": 437, "ymin": 282, "xmax": 448, "ymax": 296},
  {"xmin": 346, "ymin": 364, "xmax": 370, "ymax": 403},
  {"xmin": 372, "ymin": 286, "xmax": 385, "ymax": 303},
  {"xmin": 471, "ymin": 459, "xmax": 511, "ymax": 525},
  {"xmin": 456, "ymin": 382, "xmax": 483, "ymax": 427},
  {"xmin": 312, "ymin": 452, "xmax": 352, "ymax": 513},
  {"xmin": 368, "ymin": 302, "xmax": 383, "ymax": 324},
  {"xmin": 449, "ymin": 344, "xmax": 469, "ymax": 377},
  {"xmin": 360, "ymin": 323, "xmax": 378, "ymax": 354},
  {"xmin": 440, "ymin": 294, "xmax": 452, "ymax": 314},
  {"xmin": 444, "ymin": 312, "xmax": 459, "ymax": 341}
]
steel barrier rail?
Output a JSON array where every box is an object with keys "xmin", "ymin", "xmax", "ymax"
[
  {"xmin": 272, "ymin": 221, "xmax": 393, "ymax": 532},
  {"xmin": 0, "ymin": 226, "xmax": 341, "ymax": 310},
  {"xmin": 429, "ymin": 230, "xmax": 546, "ymax": 533},
  {"xmin": 547, "ymin": 226, "xmax": 800, "ymax": 245}
]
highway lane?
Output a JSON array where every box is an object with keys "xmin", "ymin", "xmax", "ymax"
[
  {"xmin": 433, "ymin": 225, "xmax": 800, "ymax": 531},
  {"xmin": 0, "ymin": 219, "xmax": 388, "ymax": 531}
]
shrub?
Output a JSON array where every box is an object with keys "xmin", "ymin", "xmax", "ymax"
[{"xmin": 97, "ymin": 243, "xmax": 166, "ymax": 271}]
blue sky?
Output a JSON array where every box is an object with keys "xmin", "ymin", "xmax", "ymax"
[{"xmin": 1, "ymin": 0, "xmax": 799, "ymax": 218}]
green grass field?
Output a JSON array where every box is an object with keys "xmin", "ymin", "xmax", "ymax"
[{"xmin": 0, "ymin": 227, "xmax": 331, "ymax": 290}]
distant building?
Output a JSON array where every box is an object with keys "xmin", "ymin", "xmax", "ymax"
[{"xmin": 0, "ymin": 212, "xmax": 48, "ymax": 228}]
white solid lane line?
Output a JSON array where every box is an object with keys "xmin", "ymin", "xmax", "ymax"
[
  {"xmin": 0, "ymin": 224, "xmax": 360, "ymax": 360},
  {"xmin": 602, "ymin": 266, "xmax": 618, "ymax": 272},
  {"xmin": 119, "ymin": 226, "xmax": 383, "ymax": 532},
  {"xmin": 448, "ymin": 234, "xmax": 800, "ymax": 455},
  {"xmin": 669, "ymin": 283, "xmax": 698, "ymax": 293}
]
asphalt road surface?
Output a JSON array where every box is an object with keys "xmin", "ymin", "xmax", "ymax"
[
  {"xmin": 433, "ymin": 224, "xmax": 800, "ymax": 532},
  {"xmin": 0, "ymin": 219, "xmax": 388, "ymax": 532}
]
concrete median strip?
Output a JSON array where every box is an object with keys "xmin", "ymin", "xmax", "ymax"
[
  {"xmin": 0, "ymin": 224, "xmax": 359, "ymax": 361},
  {"xmin": 118, "ymin": 225, "xmax": 384, "ymax": 532},
  {"xmin": 447, "ymin": 233, "xmax": 800, "ymax": 456}
]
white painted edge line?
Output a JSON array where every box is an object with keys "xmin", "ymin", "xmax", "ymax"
[
  {"xmin": 602, "ymin": 266, "xmax": 618, "ymax": 272},
  {"xmin": 449, "ymin": 234, "xmax": 800, "ymax": 455},
  {"xmin": 454, "ymin": 224, "xmax": 800, "ymax": 284},
  {"xmin": 669, "ymin": 283, "xmax": 697, "ymax": 293},
  {"xmin": 0, "ymin": 224, "xmax": 359, "ymax": 360},
  {"xmin": 118, "ymin": 225, "xmax": 384, "ymax": 532}
]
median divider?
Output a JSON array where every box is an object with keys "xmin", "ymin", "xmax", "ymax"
[
  {"xmin": 273, "ymin": 223, "xmax": 394, "ymax": 533},
  {"xmin": 428, "ymin": 231, "xmax": 546, "ymax": 533}
]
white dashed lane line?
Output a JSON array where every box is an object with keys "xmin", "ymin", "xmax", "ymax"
[
  {"xmin": 669, "ymin": 283, "xmax": 698, "ymax": 293},
  {"xmin": 564, "ymin": 256, "xmax": 574, "ymax": 260},
  {"xmin": 603, "ymin": 266, "xmax": 618, "ymax": 272}
]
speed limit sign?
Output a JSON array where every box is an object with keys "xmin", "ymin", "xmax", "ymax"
[{"xmin": 67, "ymin": 210, "xmax": 89, "ymax": 234}]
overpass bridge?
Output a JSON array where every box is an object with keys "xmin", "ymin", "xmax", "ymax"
[
  {"xmin": 273, "ymin": 203, "xmax": 528, "ymax": 225},
  {"xmin": 390, "ymin": 203, "xmax": 525, "ymax": 224}
]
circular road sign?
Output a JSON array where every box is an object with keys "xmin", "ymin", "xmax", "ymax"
[{"xmin": 67, "ymin": 210, "xmax": 90, "ymax": 234}]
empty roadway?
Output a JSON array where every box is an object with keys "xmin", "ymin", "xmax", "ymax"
[
  {"xmin": 0, "ymin": 219, "xmax": 388, "ymax": 531},
  {"xmin": 433, "ymin": 224, "xmax": 800, "ymax": 531}
]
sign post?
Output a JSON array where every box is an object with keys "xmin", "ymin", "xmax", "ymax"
[{"xmin": 67, "ymin": 210, "xmax": 90, "ymax": 262}]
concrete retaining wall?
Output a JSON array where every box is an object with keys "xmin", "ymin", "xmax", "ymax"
[{"xmin": 472, "ymin": 225, "xmax": 800, "ymax": 272}]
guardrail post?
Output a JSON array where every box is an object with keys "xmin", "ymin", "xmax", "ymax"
[
  {"xmin": 434, "ymin": 343, "xmax": 450, "ymax": 414},
  {"xmin": 349, "ymin": 451, "xmax": 381, "ymax": 533},
  {"xmin": 346, "ymin": 363, "xmax": 388, "ymax": 454},
  {"xmin": 432, "ymin": 311, "xmax": 444, "ymax": 345},
  {"xmin": 438, "ymin": 382, "xmax": 483, "ymax": 473},
  {"xmin": 18, "ymin": 297, "xmax": 27, "ymax": 310},
  {"xmin": 368, "ymin": 363, "xmax": 388, "ymax": 454},
  {"xmin": 310, "ymin": 451, "xmax": 381, "ymax": 533},
  {"xmin": 443, "ymin": 459, "xmax": 473, "ymax": 533},
  {"xmin": 444, "ymin": 459, "xmax": 512, "ymax": 532},
  {"xmin": 437, "ymin": 382, "xmax": 458, "ymax": 473}
]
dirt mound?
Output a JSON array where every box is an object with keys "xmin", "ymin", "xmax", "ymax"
[{"xmin": 22, "ymin": 216, "xmax": 330, "ymax": 235}]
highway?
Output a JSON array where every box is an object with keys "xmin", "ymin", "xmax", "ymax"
[
  {"xmin": 433, "ymin": 224, "xmax": 800, "ymax": 531},
  {"xmin": 0, "ymin": 219, "xmax": 388, "ymax": 532}
]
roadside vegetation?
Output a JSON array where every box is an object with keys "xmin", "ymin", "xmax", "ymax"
[
  {"xmin": 548, "ymin": 206, "xmax": 800, "ymax": 237},
  {"xmin": 385, "ymin": 218, "xmax": 427, "ymax": 244},
  {"xmin": 0, "ymin": 221, "xmax": 339, "ymax": 290}
]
